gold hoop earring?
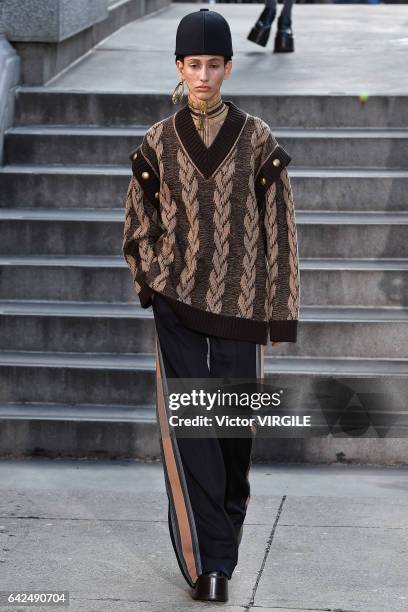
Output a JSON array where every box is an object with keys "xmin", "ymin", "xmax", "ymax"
[{"xmin": 171, "ymin": 79, "xmax": 185, "ymax": 105}]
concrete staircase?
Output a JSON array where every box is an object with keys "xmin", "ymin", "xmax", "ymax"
[{"xmin": 0, "ymin": 90, "xmax": 407, "ymax": 462}]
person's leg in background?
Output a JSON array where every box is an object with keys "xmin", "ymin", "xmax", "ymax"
[
  {"xmin": 247, "ymin": 0, "xmax": 277, "ymax": 48},
  {"xmin": 247, "ymin": 0, "xmax": 296, "ymax": 52},
  {"xmin": 275, "ymin": 0, "xmax": 296, "ymax": 52},
  {"xmin": 153, "ymin": 294, "xmax": 241, "ymax": 585}
]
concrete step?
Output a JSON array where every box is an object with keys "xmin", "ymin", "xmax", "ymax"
[
  {"xmin": 0, "ymin": 351, "xmax": 155, "ymax": 405},
  {"xmin": 1, "ymin": 164, "xmax": 407, "ymax": 211},
  {"xmin": 13, "ymin": 90, "xmax": 408, "ymax": 128},
  {"xmin": 0, "ymin": 350, "xmax": 407, "ymax": 406},
  {"xmin": 3, "ymin": 85, "xmax": 408, "ymax": 463},
  {"xmin": 4, "ymin": 125, "xmax": 408, "ymax": 168},
  {"xmin": 0, "ymin": 393, "xmax": 407, "ymax": 460},
  {"xmin": 298, "ymin": 211, "xmax": 408, "ymax": 258},
  {"xmin": 1, "ymin": 301, "xmax": 407, "ymax": 359},
  {"xmin": 0, "ymin": 402, "xmax": 156, "ymax": 422},
  {"xmin": 0, "ymin": 209, "xmax": 407, "ymax": 258},
  {"xmin": 0, "ymin": 402, "xmax": 159, "ymax": 459},
  {"xmin": 4, "ymin": 126, "xmax": 146, "ymax": 167},
  {"xmin": 0, "ymin": 255, "xmax": 406, "ymax": 306}
]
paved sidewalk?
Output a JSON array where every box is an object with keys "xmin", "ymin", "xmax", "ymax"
[
  {"xmin": 44, "ymin": 3, "xmax": 408, "ymax": 95},
  {"xmin": 0, "ymin": 459, "xmax": 408, "ymax": 611}
]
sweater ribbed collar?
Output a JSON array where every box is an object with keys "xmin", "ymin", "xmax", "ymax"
[{"xmin": 174, "ymin": 99, "xmax": 248, "ymax": 180}]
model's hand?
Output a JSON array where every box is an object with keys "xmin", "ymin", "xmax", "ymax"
[{"xmin": 271, "ymin": 341, "xmax": 281, "ymax": 347}]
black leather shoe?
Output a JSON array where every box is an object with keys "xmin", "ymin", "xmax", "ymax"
[
  {"xmin": 274, "ymin": 15, "xmax": 294, "ymax": 53},
  {"xmin": 247, "ymin": 6, "xmax": 276, "ymax": 47},
  {"xmin": 191, "ymin": 571, "xmax": 229, "ymax": 602}
]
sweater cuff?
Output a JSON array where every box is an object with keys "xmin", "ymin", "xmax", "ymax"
[
  {"xmin": 135, "ymin": 270, "xmax": 154, "ymax": 309},
  {"xmin": 270, "ymin": 320, "xmax": 298, "ymax": 343}
]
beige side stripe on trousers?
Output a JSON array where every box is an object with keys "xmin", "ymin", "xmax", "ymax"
[{"xmin": 155, "ymin": 334, "xmax": 202, "ymax": 587}]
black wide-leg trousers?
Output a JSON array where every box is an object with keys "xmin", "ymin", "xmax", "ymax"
[{"xmin": 152, "ymin": 292, "xmax": 265, "ymax": 586}]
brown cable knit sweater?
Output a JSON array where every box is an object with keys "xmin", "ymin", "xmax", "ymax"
[{"xmin": 122, "ymin": 97, "xmax": 300, "ymax": 345}]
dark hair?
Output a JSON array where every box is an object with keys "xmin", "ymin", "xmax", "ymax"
[{"xmin": 175, "ymin": 55, "xmax": 231, "ymax": 65}]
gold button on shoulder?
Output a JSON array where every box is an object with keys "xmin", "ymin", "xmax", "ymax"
[
  {"xmin": 260, "ymin": 177, "xmax": 267, "ymax": 185},
  {"xmin": 141, "ymin": 171, "xmax": 150, "ymax": 180},
  {"xmin": 155, "ymin": 192, "xmax": 160, "ymax": 199},
  {"xmin": 132, "ymin": 152, "xmax": 138, "ymax": 160},
  {"xmin": 272, "ymin": 158, "xmax": 281, "ymax": 167}
]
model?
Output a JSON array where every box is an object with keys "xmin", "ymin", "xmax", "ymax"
[{"xmin": 122, "ymin": 7, "xmax": 300, "ymax": 603}]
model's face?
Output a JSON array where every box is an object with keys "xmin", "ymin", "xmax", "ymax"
[{"xmin": 176, "ymin": 55, "xmax": 232, "ymax": 102}]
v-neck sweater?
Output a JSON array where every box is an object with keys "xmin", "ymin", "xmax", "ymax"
[{"xmin": 123, "ymin": 99, "xmax": 300, "ymax": 345}]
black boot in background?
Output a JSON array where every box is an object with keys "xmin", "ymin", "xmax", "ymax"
[
  {"xmin": 274, "ymin": 14, "xmax": 294, "ymax": 53},
  {"xmin": 247, "ymin": 6, "xmax": 276, "ymax": 47}
]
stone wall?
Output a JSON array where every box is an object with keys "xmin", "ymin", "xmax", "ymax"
[
  {"xmin": 2, "ymin": 0, "xmax": 109, "ymax": 42},
  {"xmin": 0, "ymin": 35, "xmax": 20, "ymax": 165},
  {"xmin": 1, "ymin": 0, "xmax": 171, "ymax": 85}
]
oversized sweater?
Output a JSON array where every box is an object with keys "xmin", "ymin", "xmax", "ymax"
[{"xmin": 122, "ymin": 98, "xmax": 300, "ymax": 345}]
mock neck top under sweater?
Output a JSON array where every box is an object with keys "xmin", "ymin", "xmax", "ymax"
[
  {"xmin": 187, "ymin": 92, "xmax": 229, "ymax": 148},
  {"xmin": 123, "ymin": 97, "xmax": 300, "ymax": 345}
]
